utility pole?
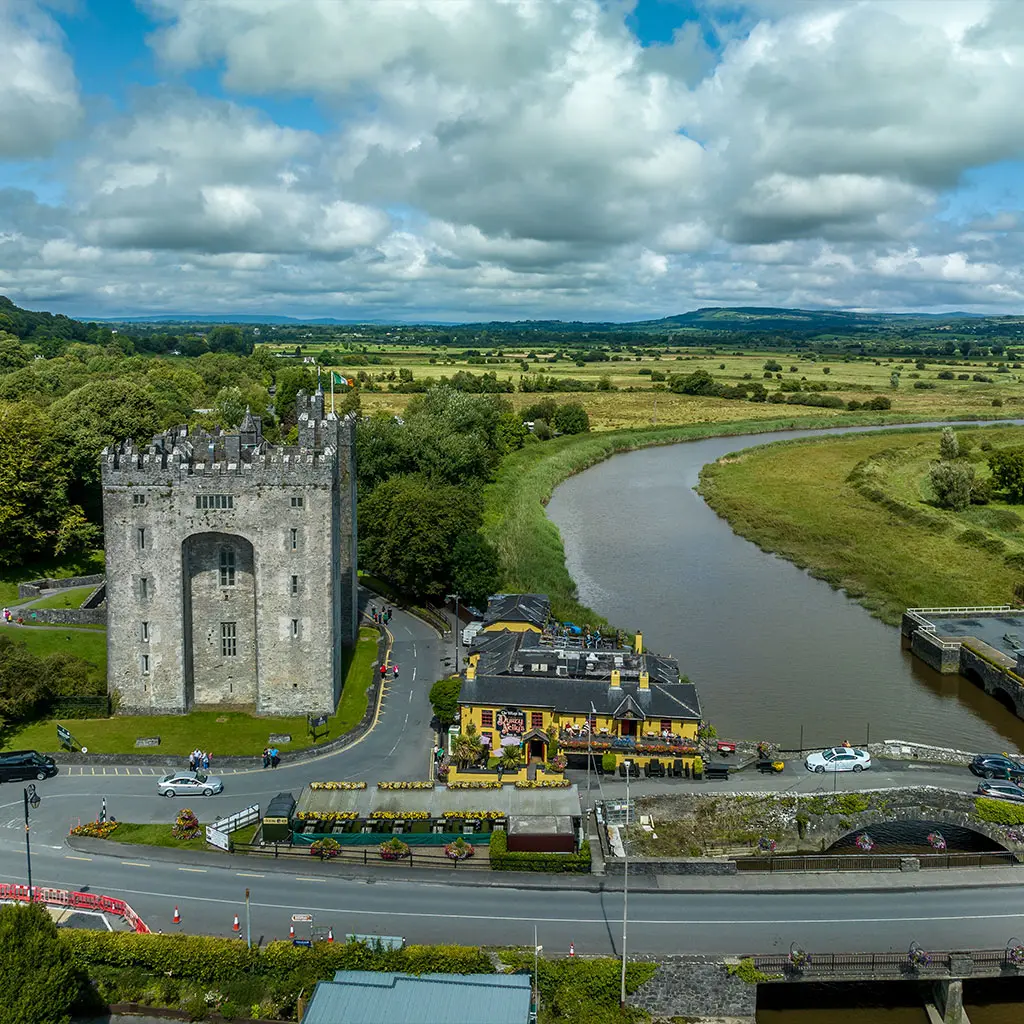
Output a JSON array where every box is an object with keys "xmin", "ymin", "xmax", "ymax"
[
  {"xmin": 585, "ymin": 701, "xmax": 597, "ymax": 833},
  {"xmin": 620, "ymin": 760, "xmax": 631, "ymax": 1008},
  {"xmin": 533, "ymin": 924, "xmax": 541, "ymax": 1017},
  {"xmin": 447, "ymin": 593, "xmax": 462, "ymax": 673},
  {"xmin": 245, "ymin": 888, "xmax": 251, "ymax": 949}
]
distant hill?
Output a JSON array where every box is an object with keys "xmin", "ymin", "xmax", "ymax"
[{"xmin": 91, "ymin": 313, "xmax": 398, "ymax": 325}]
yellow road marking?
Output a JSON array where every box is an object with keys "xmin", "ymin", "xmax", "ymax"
[
  {"xmin": 178, "ymin": 867, "xmax": 206, "ymax": 873},
  {"xmin": 64, "ymin": 855, "xmax": 92, "ymax": 862},
  {"xmin": 122, "ymin": 861, "xmax": 150, "ymax": 868}
]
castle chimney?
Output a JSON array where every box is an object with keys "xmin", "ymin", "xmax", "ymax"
[{"xmin": 610, "ymin": 669, "xmax": 621, "ymax": 690}]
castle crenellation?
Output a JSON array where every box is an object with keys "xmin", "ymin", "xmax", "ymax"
[{"xmin": 101, "ymin": 390, "xmax": 358, "ymax": 718}]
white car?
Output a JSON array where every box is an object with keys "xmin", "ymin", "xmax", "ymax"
[
  {"xmin": 158, "ymin": 771, "xmax": 224, "ymax": 797},
  {"xmin": 805, "ymin": 747, "xmax": 871, "ymax": 773}
]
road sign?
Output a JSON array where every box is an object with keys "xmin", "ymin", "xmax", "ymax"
[
  {"xmin": 205, "ymin": 826, "xmax": 230, "ymax": 851},
  {"xmin": 309, "ymin": 714, "xmax": 328, "ymax": 729},
  {"xmin": 292, "ymin": 939, "xmax": 312, "ymax": 948},
  {"xmin": 57, "ymin": 725, "xmax": 75, "ymax": 751},
  {"xmin": 291, "ymin": 913, "xmax": 313, "ymax": 923}
]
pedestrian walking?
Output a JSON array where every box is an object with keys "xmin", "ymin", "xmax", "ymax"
[
  {"xmin": 202, "ymin": 751, "xmax": 210, "ymax": 771},
  {"xmin": 372, "ymin": 605, "xmax": 377, "ymax": 620},
  {"xmin": 270, "ymin": 747, "xmax": 280, "ymax": 768},
  {"xmin": 392, "ymin": 664, "xmax": 399, "ymax": 679},
  {"xmin": 380, "ymin": 663, "xmax": 387, "ymax": 679},
  {"xmin": 262, "ymin": 747, "xmax": 271, "ymax": 769},
  {"xmin": 188, "ymin": 752, "xmax": 196, "ymax": 772}
]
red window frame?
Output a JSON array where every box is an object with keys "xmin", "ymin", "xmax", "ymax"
[
  {"xmin": 660, "ymin": 719, "xmax": 672, "ymax": 734},
  {"xmin": 531, "ymin": 712, "xmax": 544, "ymax": 729},
  {"xmin": 481, "ymin": 709, "xmax": 494, "ymax": 728}
]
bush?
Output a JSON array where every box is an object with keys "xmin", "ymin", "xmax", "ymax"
[
  {"xmin": 693, "ymin": 755, "xmax": 704, "ymax": 776},
  {"xmin": 864, "ymin": 395, "xmax": 892, "ymax": 410},
  {"xmin": 937, "ymin": 370, "xmax": 955, "ymax": 380},
  {"xmin": 914, "ymin": 380, "xmax": 937, "ymax": 389},
  {"xmin": 1005, "ymin": 553, "xmax": 1024, "ymax": 570},
  {"xmin": 489, "ymin": 829, "xmax": 590, "ymax": 872},
  {"xmin": 976, "ymin": 796, "xmax": 1024, "ymax": 825},
  {"xmin": 553, "ymin": 402, "xmax": 590, "ymax": 435},
  {"xmin": 930, "ymin": 461, "xmax": 974, "ymax": 511},
  {"xmin": 601, "ymin": 752, "xmax": 617, "ymax": 773},
  {"xmin": 428, "ymin": 676, "xmax": 461, "ymax": 726}
]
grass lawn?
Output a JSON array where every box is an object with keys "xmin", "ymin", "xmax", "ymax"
[
  {"xmin": 102, "ymin": 820, "xmax": 260, "ymax": 851},
  {"xmin": 3, "ymin": 627, "xmax": 378, "ymax": 755},
  {"xmin": 0, "ymin": 624, "xmax": 107, "ymax": 673},
  {"xmin": 28, "ymin": 585, "xmax": 99, "ymax": 610},
  {"xmin": 697, "ymin": 425, "xmax": 1024, "ymax": 625},
  {"xmin": 0, "ymin": 550, "xmax": 104, "ymax": 607}
]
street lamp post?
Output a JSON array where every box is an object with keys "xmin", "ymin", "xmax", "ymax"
[
  {"xmin": 24, "ymin": 784, "xmax": 40, "ymax": 894},
  {"xmin": 447, "ymin": 593, "xmax": 461, "ymax": 674},
  {"xmin": 620, "ymin": 760, "xmax": 631, "ymax": 1009},
  {"xmin": 585, "ymin": 701, "xmax": 597, "ymax": 830}
]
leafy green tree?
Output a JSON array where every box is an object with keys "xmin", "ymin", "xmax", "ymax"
[
  {"xmin": 207, "ymin": 325, "xmax": 252, "ymax": 355},
  {"xmin": 275, "ymin": 366, "xmax": 316, "ymax": 425},
  {"xmin": 359, "ymin": 475, "xmax": 483, "ymax": 597},
  {"xmin": 554, "ymin": 402, "xmax": 590, "ymax": 435},
  {"xmin": 989, "ymin": 448, "xmax": 1024, "ymax": 503},
  {"xmin": 939, "ymin": 427, "xmax": 960, "ymax": 461},
  {"xmin": 0, "ymin": 902, "xmax": 83, "ymax": 1024},
  {"xmin": 0, "ymin": 335, "xmax": 30, "ymax": 372},
  {"xmin": 669, "ymin": 369, "xmax": 719, "ymax": 395},
  {"xmin": 890, "ymin": 372, "xmax": 900, "ymax": 389},
  {"xmin": 214, "ymin": 386, "xmax": 248, "ymax": 427},
  {"xmin": 428, "ymin": 676, "xmax": 462, "ymax": 726},
  {"xmin": 929, "ymin": 462, "xmax": 974, "ymax": 511},
  {"xmin": 495, "ymin": 411, "xmax": 529, "ymax": 454},
  {"xmin": 522, "ymin": 398, "xmax": 558, "ymax": 423},
  {"xmin": 355, "ymin": 413, "xmax": 415, "ymax": 491},
  {"xmin": 450, "ymin": 532, "xmax": 501, "ymax": 610}
]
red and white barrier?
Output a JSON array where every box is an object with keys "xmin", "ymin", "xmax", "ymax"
[{"xmin": 0, "ymin": 882, "xmax": 150, "ymax": 933}]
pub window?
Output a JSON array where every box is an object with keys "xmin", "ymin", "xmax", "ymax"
[
  {"xmin": 141, "ymin": 654, "xmax": 150, "ymax": 675},
  {"xmin": 221, "ymin": 622, "xmax": 237, "ymax": 657},
  {"xmin": 196, "ymin": 494, "xmax": 234, "ymax": 510},
  {"xmin": 531, "ymin": 711, "xmax": 544, "ymax": 728},
  {"xmin": 139, "ymin": 577, "xmax": 149, "ymax": 599},
  {"xmin": 133, "ymin": 493, "xmax": 146, "ymax": 506},
  {"xmin": 290, "ymin": 495, "xmax": 304, "ymax": 508},
  {"xmin": 141, "ymin": 621, "xmax": 149, "ymax": 643},
  {"xmin": 291, "ymin": 574, "xmax": 299, "ymax": 596},
  {"xmin": 291, "ymin": 618, "xmax": 299, "ymax": 638},
  {"xmin": 219, "ymin": 548, "xmax": 236, "ymax": 587},
  {"xmin": 290, "ymin": 528, "xmax": 298, "ymax": 551},
  {"xmin": 137, "ymin": 527, "xmax": 146, "ymax": 550},
  {"xmin": 480, "ymin": 709, "xmax": 493, "ymax": 728},
  {"xmin": 660, "ymin": 719, "xmax": 672, "ymax": 734}
]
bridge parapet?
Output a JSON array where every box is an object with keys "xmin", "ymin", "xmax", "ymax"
[{"xmin": 750, "ymin": 947, "xmax": 1012, "ymax": 982}]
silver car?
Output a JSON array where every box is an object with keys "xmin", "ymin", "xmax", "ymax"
[
  {"xmin": 158, "ymin": 771, "xmax": 223, "ymax": 797},
  {"xmin": 976, "ymin": 780, "xmax": 1024, "ymax": 803}
]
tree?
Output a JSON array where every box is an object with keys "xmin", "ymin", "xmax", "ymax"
[
  {"xmin": 207, "ymin": 325, "xmax": 252, "ymax": 355},
  {"xmin": 495, "ymin": 411, "xmax": 529, "ymax": 454},
  {"xmin": 428, "ymin": 676, "xmax": 462, "ymax": 727},
  {"xmin": 214, "ymin": 386, "xmax": 247, "ymax": 427},
  {"xmin": 450, "ymin": 532, "xmax": 501, "ymax": 610},
  {"xmin": 890, "ymin": 372, "xmax": 900, "ymax": 389},
  {"xmin": 522, "ymin": 398, "xmax": 558, "ymax": 423},
  {"xmin": 275, "ymin": 366, "xmax": 316, "ymax": 426},
  {"xmin": 763, "ymin": 359, "xmax": 782, "ymax": 372},
  {"xmin": 499, "ymin": 743, "xmax": 523, "ymax": 771},
  {"xmin": 930, "ymin": 462, "xmax": 974, "ymax": 511},
  {"xmin": 358, "ymin": 475, "xmax": 483, "ymax": 597},
  {"xmin": 0, "ymin": 335, "xmax": 30, "ymax": 372},
  {"xmin": 0, "ymin": 902, "xmax": 83, "ymax": 1024},
  {"xmin": 453, "ymin": 721, "xmax": 483, "ymax": 768},
  {"xmin": 939, "ymin": 427, "xmax": 960, "ymax": 461},
  {"xmin": 553, "ymin": 402, "xmax": 590, "ymax": 435},
  {"xmin": 670, "ymin": 369, "xmax": 718, "ymax": 395},
  {"xmin": 989, "ymin": 448, "xmax": 1024, "ymax": 503}
]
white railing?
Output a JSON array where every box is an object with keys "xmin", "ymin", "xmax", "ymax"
[{"xmin": 907, "ymin": 605, "xmax": 1012, "ymax": 616}]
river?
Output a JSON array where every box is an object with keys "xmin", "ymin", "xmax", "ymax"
[{"xmin": 545, "ymin": 424, "xmax": 1024, "ymax": 752}]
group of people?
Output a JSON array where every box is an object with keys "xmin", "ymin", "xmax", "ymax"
[
  {"xmin": 262, "ymin": 747, "xmax": 281, "ymax": 768},
  {"xmin": 371, "ymin": 606, "xmax": 392, "ymax": 625},
  {"xmin": 188, "ymin": 749, "xmax": 211, "ymax": 772},
  {"xmin": 379, "ymin": 662, "xmax": 399, "ymax": 679}
]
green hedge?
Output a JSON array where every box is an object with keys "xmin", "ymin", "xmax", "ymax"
[
  {"xmin": 489, "ymin": 828, "xmax": 591, "ymax": 872},
  {"xmin": 59, "ymin": 931, "xmax": 493, "ymax": 984},
  {"xmin": 975, "ymin": 796, "xmax": 1024, "ymax": 826}
]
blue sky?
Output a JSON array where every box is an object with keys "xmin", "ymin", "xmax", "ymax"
[{"xmin": 1, "ymin": 0, "xmax": 1023, "ymax": 320}]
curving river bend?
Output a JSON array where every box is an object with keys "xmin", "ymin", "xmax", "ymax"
[{"xmin": 546, "ymin": 423, "xmax": 1024, "ymax": 752}]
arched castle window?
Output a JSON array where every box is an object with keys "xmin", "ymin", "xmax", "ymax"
[{"xmin": 219, "ymin": 548, "xmax": 236, "ymax": 588}]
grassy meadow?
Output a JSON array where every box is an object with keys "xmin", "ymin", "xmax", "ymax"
[{"xmin": 698, "ymin": 426, "xmax": 1024, "ymax": 625}]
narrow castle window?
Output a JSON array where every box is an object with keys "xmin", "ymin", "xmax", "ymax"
[
  {"xmin": 291, "ymin": 574, "xmax": 299, "ymax": 596},
  {"xmin": 133, "ymin": 493, "xmax": 146, "ymax": 506},
  {"xmin": 141, "ymin": 621, "xmax": 149, "ymax": 643},
  {"xmin": 290, "ymin": 495, "xmax": 304, "ymax": 508},
  {"xmin": 219, "ymin": 548, "xmax": 236, "ymax": 587},
  {"xmin": 137, "ymin": 527, "xmax": 146, "ymax": 550},
  {"xmin": 140, "ymin": 577, "xmax": 149, "ymax": 599},
  {"xmin": 221, "ymin": 622, "xmax": 237, "ymax": 657},
  {"xmin": 196, "ymin": 494, "xmax": 234, "ymax": 510},
  {"xmin": 291, "ymin": 618, "xmax": 299, "ymax": 638},
  {"xmin": 290, "ymin": 528, "xmax": 298, "ymax": 551},
  {"xmin": 141, "ymin": 654, "xmax": 150, "ymax": 675}
]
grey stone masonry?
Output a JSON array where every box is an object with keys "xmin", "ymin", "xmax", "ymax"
[
  {"xmin": 629, "ymin": 956, "xmax": 758, "ymax": 1019},
  {"xmin": 101, "ymin": 390, "xmax": 357, "ymax": 716}
]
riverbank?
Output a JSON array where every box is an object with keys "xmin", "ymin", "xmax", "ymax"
[
  {"xmin": 482, "ymin": 412, "xmax": 970, "ymax": 626},
  {"xmin": 697, "ymin": 426, "xmax": 1024, "ymax": 625}
]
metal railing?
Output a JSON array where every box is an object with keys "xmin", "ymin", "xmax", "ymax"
[
  {"xmin": 233, "ymin": 840, "xmax": 491, "ymax": 869},
  {"xmin": 907, "ymin": 605, "xmax": 1012, "ymax": 616},
  {"xmin": 735, "ymin": 851, "xmax": 1018, "ymax": 872},
  {"xmin": 749, "ymin": 948, "xmax": 1017, "ymax": 979}
]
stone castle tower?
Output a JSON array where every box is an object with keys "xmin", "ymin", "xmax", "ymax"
[{"xmin": 101, "ymin": 390, "xmax": 357, "ymax": 716}]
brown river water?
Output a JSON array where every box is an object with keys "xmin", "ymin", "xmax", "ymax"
[{"xmin": 546, "ymin": 423, "xmax": 1024, "ymax": 752}]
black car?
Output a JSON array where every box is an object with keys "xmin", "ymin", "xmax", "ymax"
[
  {"xmin": 969, "ymin": 753, "xmax": 1024, "ymax": 781},
  {"xmin": 0, "ymin": 751, "xmax": 58, "ymax": 783}
]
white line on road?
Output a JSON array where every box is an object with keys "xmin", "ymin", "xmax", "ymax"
[
  {"xmin": 178, "ymin": 867, "xmax": 207, "ymax": 873},
  {"xmin": 121, "ymin": 861, "xmax": 150, "ymax": 868},
  {"xmin": 408, "ymin": 691, "xmax": 413, "ymax": 703},
  {"xmin": 293, "ymin": 877, "xmax": 322, "ymax": 882},
  {"xmin": 64, "ymin": 855, "xmax": 92, "ymax": 862},
  {"xmin": 403, "ymin": 626, "xmax": 412, "ymax": 636},
  {"xmin": 236, "ymin": 873, "xmax": 265, "ymax": 878},
  {"xmin": 412, "ymin": 645, "xmax": 417, "ymax": 657},
  {"xmin": 412, "ymin": 667, "xmax": 416, "ymax": 681}
]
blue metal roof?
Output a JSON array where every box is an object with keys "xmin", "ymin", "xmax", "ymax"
[{"xmin": 301, "ymin": 971, "xmax": 532, "ymax": 1024}]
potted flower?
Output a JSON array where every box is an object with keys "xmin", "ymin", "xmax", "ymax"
[
  {"xmin": 379, "ymin": 837, "xmax": 410, "ymax": 861},
  {"xmin": 788, "ymin": 944, "xmax": 811, "ymax": 972},
  {"xmin": 927, "ymin": 832, "xmax": 946, "ymax": 851},
  {"xmin": 1006, "ymin": 941, "xmax": 1024, "ymax": 968},
  {"xmin": 444, "ymin": 837, "xmax": 474, "ymax": 860},
  {"xmin": 692, "ymin": 755, "xmax": 704, "ymax": 780},
  {"xmin": 855, "ymin": 833, "xmax": 875, "ymax": 852},
  {"xmin": 310, "ymin": 838, "xmax": 341, "ymax": 859},
  {"xmin": 906, "ymin": 943, "xmax": 930, "ymax": 970},
  {"xmin": 549, "ymin": 754, "xmax": 567, "ymax": 772},
  {"xmin": 757, "ymin": 837, "xmax": 777, "ymax": 854}
]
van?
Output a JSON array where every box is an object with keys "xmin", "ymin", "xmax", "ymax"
[{"xmin": 0, "ymin": 751, "xmax": 58, "ymax": 783}]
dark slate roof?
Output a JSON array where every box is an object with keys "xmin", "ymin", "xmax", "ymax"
[
  {"xmin": 302, "ymin": 972, "xmax": 532, "ymax": 1024},
  {"xmin": 482, "ymin": 593, "xmax": 550, "ymax": 629},
  {"xmin": 459, "ymin": 674, "xmax": 701, "ymax": 721}
]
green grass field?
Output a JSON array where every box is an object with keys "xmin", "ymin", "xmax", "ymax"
[
  {"xmin": 0, "ymin": 625, "xmax": 107, "ymax": 674},
  {"xmin": 101, "ymin": 821, "xmax": 260, "ymax": 851},
  {"xmin": 0, "ymin": 550, "xmax": 104, "ymax": 607},
  {"xmin": 3, "ymin": 626, "xmax": 380, "ymax": 756},
  {"xmin": 28, "ymin": 585, "xmax": 99, "ymax": 610},
  {"xmin": 697, "ymin": 426, "xmax": 1024, "ymax": 624}
]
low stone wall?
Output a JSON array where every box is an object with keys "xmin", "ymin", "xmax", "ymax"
[
  {"xmin": 24, "ymin": 608, "xmax": 107, "ymax": 626},
  {"xmin": 629, "ymin": 955, "xmax": 757, "ymax": 1019},
  {"xmin": 605, "ymin": 857, "xmax": 737, "ymax": 877},
  {"xmin": 869, "ymin": 739, "xmax": 1022, "ymax": 765},
  {"xmin": 910, "ymin": 630, "xmax": 961, "ymax": 674},
  {"xmin": 17, "ymin": 573, "xmax": 105, "ymax": 599}
]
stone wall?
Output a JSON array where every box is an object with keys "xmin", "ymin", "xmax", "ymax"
[
  {"xmin": 604, "ymin": 857, "xmax": 737, "ymax": 876},
  {"xmin": 629, "ymin": 956, "xmax": 757, "ymax": 1019},
  {"xmin": 959, "ymin": 644, "xmax": 1024, "ymax": 717},
  {"xmin": 17, "ymin": 574, "xmax": 105, "ymax": 600},
  {"xmin": 870, "ymin": 739, "xmax": 1024, "ymax": 764},
  {"xmin": 26, "ymin": 608, "xmax": 107, "ymax": 626}
]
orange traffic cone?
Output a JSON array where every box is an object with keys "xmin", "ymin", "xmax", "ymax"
[
  {"xmin": 232, "ymin": 914, "xmax": 240, "ymax": 932},
  {"xmin": 173, "ymin": 905, "xmax": 180, "ymax": 924},
  {"xmin": 327, "ymin": 928, "xmax": 334, "ymax": 943},
  {"xmin": 569, "ymin": 942, "xmax": 575, "ymax": 958},
  {"xmin": 289, "ymin": 924, "xmax": 295, "ymax": 940}
]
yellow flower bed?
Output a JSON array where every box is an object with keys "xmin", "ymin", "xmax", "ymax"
[
  {"xmin": 441, "ymin": 810, "xmax": 505, "ymax": 820},
  {"xmin": 377, "ymin": 781, "xmax": 434, "ymax": 790},
  {"xmin": 447, "ymin": 780, "xmax": 502, "ymax": 790},
  {"xmin": 295, "ymin": 811, "xmax": 358, "ymax": 822},
  {"xmin": 69, "ymin": 820, "xmax": 119, "ymax": 838},
  {"xmin": 309, "ymin": 781, "xmax": 367, "ymax": 791},
  {"xmin": 515, "ymin": 779, "xmax": 571, "ymax": 789},
  {"xmin": 369, "ymin": 810, "xmax": 430, "ymax": 820}
]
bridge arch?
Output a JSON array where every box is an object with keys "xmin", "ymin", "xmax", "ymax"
[{"xmin": 826, "ymin": 813, "xmax": 1016, "ymax": 854}]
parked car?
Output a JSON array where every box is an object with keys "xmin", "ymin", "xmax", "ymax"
[
  {"xmin": 0, "ymin": 751, "xmax": 58, "ymax": 783},
  {"xmin": 976, "ymin": 780, "xmax": 1024, "ymax": 802},
  {"xmin": 157, "ymin": 771, "xmax": 223, "ymax": 797},
  {"xmin": 462, "ymin": 622, "xmax": 483, "ymax": 646},
  {"xmin": 969, "ymin": 754, "xmax": 1024, "ymax": 781},
  {"xmin": 804, "ymin": 747, "xmax": 872, "ymax": 773}
]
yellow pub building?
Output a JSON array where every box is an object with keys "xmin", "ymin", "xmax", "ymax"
[{"xmin": 458, "ymin": 594, "xmax": 703, "ymax": 774}]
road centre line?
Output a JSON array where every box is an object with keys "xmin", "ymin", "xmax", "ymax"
[
  {"xmin": 64, "ymin": 855, "xmax": 92, "ymax": 862},
  {"xmin": 178, "ymin": 867, "xmax": 207, "ymax": 873},
  {"xmin": 236, "ymin": 873, "xmax": 265, "ymax": 878},
  {"xmin": 121, "ymin": 862, "xmax": 150, "ymax": 868}
]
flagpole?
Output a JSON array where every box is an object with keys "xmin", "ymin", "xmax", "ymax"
[{"xmin": 330, "ymin": 372, "xmax": 335, "ymax": 415}]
